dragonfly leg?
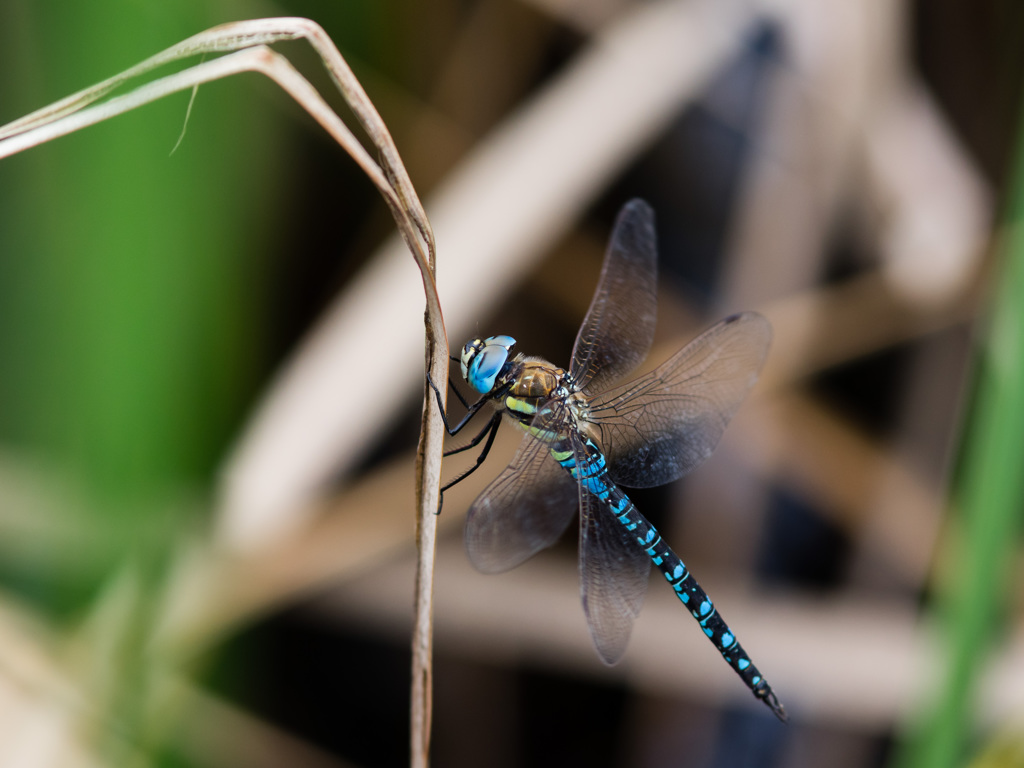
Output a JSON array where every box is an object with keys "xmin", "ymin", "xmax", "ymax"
[
  {"xmin": 446, "ymin": 373, "xmax": 472, "ymax": 410},
  {"xmin": 426, "ymin": 371, "xmax": 489, "ymax": 436},
  {"xmin": 444, "ymin": 411, "xmax": 502, "ymax": 457},
  {"xmin": 436, "ymin": 411, "xmax": 502, "ymax": 515}
]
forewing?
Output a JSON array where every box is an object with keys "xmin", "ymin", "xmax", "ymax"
[
  {"xmin": 575, "ymin": 436, "xmax": 651, "ymax": 665},
  {"xmin": 589, "ymin": 312, "xmax": 772, "ymax": 488},
  {"xmin": 570, "ymin": 199, "xmax": 658, "ymax": 394},
  {"xmin": 465, "ymin": 428, "xmax": 578, "ymax": 574}
]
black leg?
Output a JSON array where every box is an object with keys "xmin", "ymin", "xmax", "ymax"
[
  {"xmin": 426, "ymin": 368, "xmax": 516, "ymax": 515},
  {"xmin": 446, "ymin": 375, "xmax": 471, "ymax": 410},
  {"xmin": 426, "ymin": 371, "xmax": 489, "ymax": 436},
  {"xmin": 444, "ymin": 412, "xmax": 503, "ymax": 457},
  {"xmin": 436, "ymin": 412, "xmax": 502, "ymax": 515}
]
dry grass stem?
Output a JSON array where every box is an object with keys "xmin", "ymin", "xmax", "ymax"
[{"xmin": 1, "ymin": 17, "xmax": 443, "ymax": 767}]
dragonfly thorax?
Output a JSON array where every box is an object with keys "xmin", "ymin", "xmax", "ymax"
[
  {"xmin": 502, "ymin": 357, "xmax": 575, "ymax": 437},
  {"xmin": 509, "ymin": 358, "xmax": 565, "ymax": 400}
]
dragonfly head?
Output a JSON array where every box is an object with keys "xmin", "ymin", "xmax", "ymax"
[{"xmin": 461, "ymin": 335, "xmax": 516, "ymax": 394}]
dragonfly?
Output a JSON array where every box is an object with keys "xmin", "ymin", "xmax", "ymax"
[{"xmin": 429, "ymin": 199, "xmax": 786, "ymax": 721}]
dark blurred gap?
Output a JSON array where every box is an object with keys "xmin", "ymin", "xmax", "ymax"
[
  {"xmin": 708, "ymin": 707, "xmax": 788, "ymax": 768},
  {"xmin": 623, "ymin": 696, "xmax": 718, "ymax": 767},
  {"xmin": 432, "ymin": 654, "xmax": 521, "ymax": 768},
  {"xmin": 205, "ymin": 604, "xmax": 411, "ymax": 768},
  {"xmin": 810, "ymin": 346, "xmax": 913, "ymax": 444},
  {"xmin": 811, "ymin": 208, "xmax": 914, "ymax": 441},
  {"xmin": 757, "ymin": 486, "xmax": 852, "ymax": 590},
  {"xmin": 911, "ymin": 0, "xmax": 1024, "ymax": 185},
  {"xmin": 261, "ymin": 136, "xmax": 393, "ymax": 375},
  {"xmin": 206, "ymin": 603, "xmax": 637, "ymax": 768},
  {"xmin": 519, "ymin": 669, "xmax": 628, "ymax": 767}
]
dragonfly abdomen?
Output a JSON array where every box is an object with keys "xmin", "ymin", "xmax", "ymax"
[{"xmin": 552, "ymin": 436, "xmax": 787, "ymax": 721}]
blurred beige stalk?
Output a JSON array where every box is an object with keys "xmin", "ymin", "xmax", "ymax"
[
  {"xmin": 0, "ymin": 587, "xmax": 359, "ymax": 768},
  {"xmin": 0, "ymin": 598, "xmax": 99, "ymax": 768}
]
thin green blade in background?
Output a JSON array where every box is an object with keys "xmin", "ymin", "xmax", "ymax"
[{"xmin": 892, "ymin": 96, "xmax": 1024, "ymax": 768}]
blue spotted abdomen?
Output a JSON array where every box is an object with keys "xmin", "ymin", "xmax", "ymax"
[{"xmin": 551, "ymin": 436, "xmax": 784, "ymax": 718}]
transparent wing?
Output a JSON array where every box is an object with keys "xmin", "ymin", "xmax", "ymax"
[
  {"xmin": 465, "ymin": 426, "xmax": 578, "ymax": 574},
  {"xmin": 570, "ymin": 199, "xmax": 658, "ymax": 394},
  {"xmin": 588, "ymin": 312, "xmax": 772, "ymax": 488},
  {"xmin": 575, "ymin": 435, "xmax": 651, "ymax": 665}
]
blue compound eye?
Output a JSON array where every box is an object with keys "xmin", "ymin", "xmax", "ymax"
[{"xmin": 464, "ymin": 335, "xmax": 515, "ymax": 394}]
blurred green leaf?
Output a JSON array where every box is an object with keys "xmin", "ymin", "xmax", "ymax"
[
  {"xmin": 892, "ymin": 101, "xmax": 1024, "ymax": 768},
  {"xmin": 0, "ymin": 2, "xmax": 288, "ymax": 614}
]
